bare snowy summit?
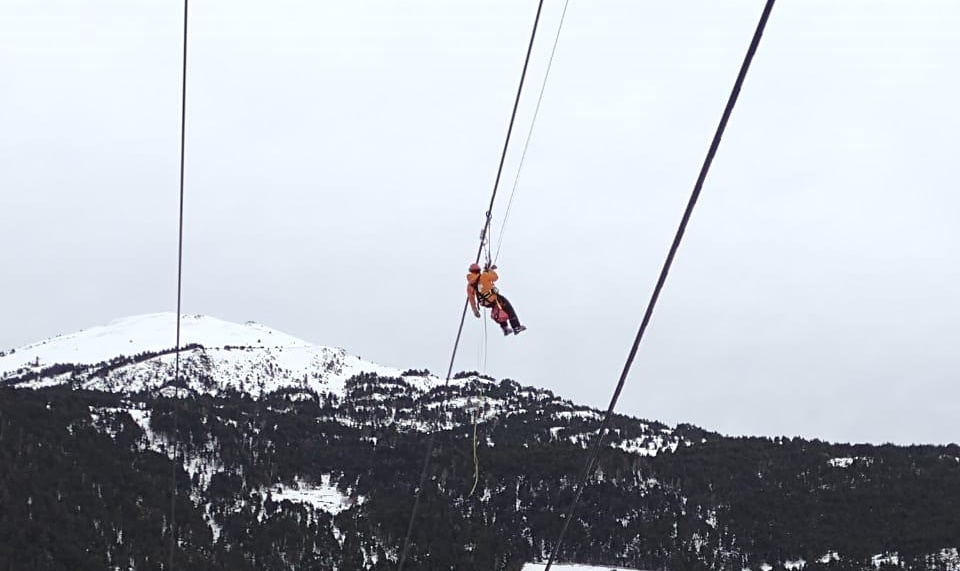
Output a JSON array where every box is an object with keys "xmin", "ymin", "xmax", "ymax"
[
  {"xmin": 0, "ymin": 313, "xmax": 438, "ymax": 397},
  {"xmin": 1, "ymin": 313, "xmax": 309, "ymax": 369}
]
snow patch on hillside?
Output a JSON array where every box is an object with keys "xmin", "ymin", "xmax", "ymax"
[
  {"xmin": 264, "ymin": 475, "xmax": 361, "ymax": 515},
  {"xmin": 126, "ymin": 407, "xmax": 166, "ymax": 454},
  {"xmin": 828, "ymin": 456, "xmax": 873, "ymax": 469},
  {"xmin": 819, "ymin": 552, "xmax": 840, "ymax": 564},
  {"xmin": 615, "ymin": 432, "xmax": 680, "ymax": 457},
  {"xmin": 872, "ymin": 553, "xmax": 900, "ymax": 567},
  {"xmin": 931, "ymin": 548, "xmax": 960, "ymax": 571}
]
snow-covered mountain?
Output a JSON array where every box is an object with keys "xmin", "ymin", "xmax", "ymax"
[
  {"xmin": 4, "ymin": 315, "xmax": 959, "ymax": 571},
  {"xmin": 2, "ymin": 313, "xmax": 312, "ymax": 368},
  {"xmin": 0, "ymin": 313, "xmax": 436, "ymax": 398},
  {"xmin": 0, "ymin": 313, "xmax": 688, "ymax": 455}
]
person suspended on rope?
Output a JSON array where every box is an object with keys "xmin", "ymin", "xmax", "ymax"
[{"xmin": 466, "ymin": 262, "xmax": 526, "ymax": 336}]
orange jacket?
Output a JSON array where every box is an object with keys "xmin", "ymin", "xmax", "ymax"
[{"xmin": 466, "ymin": 269, "xmax": 499, "ymax": 313}]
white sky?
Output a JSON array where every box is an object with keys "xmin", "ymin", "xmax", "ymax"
[{"xmin": 2, "ymin": 1, "xmax": 958, "ymax": 446}]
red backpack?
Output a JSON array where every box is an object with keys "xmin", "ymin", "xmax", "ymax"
[{"xmin": 490, "ymin": 303, "xmax": 509, "ymax": 324}]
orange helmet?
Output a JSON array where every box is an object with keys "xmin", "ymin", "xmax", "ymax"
[{"xmin": 469, "ymin": 263, "xmax": 481, "ymax": 273}]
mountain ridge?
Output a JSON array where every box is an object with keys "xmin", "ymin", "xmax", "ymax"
[
  {"xmin": 0, "ymin": 313, "xmax": 692, "ymax": 457},
  {"xmin": 2, "ymin": 314, "xmax": 959, "ymax": 570}
]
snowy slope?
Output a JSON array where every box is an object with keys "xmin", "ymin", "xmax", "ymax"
[
  {"xmin": 0, "ymin": 313, "xmax": 432, "ymax": 397},
  {"xmin": 0, "ymin": 313, "xmax": 309, "ymax": 372}
]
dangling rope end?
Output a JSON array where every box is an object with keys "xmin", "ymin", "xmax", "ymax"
[{"xmin": 468, "ymin": 411, "xmax": 480, "ymax": 496}]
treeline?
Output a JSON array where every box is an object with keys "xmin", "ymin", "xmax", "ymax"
[
  {"xmin": 1, "ymin": 378, "xmax": 958, "ymax": 570},
  {"xmin": 2, "ymin": 344, "xmax": 204, "ymax": 388}
]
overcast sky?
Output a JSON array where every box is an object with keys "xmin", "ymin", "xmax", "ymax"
[{"xmin": 2, "ymin": 1, "xmax": 958, "ymax": 446}]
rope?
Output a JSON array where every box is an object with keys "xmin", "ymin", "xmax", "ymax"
[
  {"xmin": 168, "ymin": 1, "xmax": 189, "ymax": 569},
  {"xmin": 395, "ymin": 1, "xmax": 548, "ymax": 569},
  {"xmin": 469, "ymin": 307, "xmax": 489, "ymax": 497},
  {"xmin": 482, "ymin": 309, "xmax": 488, "ymax": 371},
  {"xmin": 469, "ymin": 412, "xmax": 480, "ymax": 496},
  {"xmin": 494, "ymin": 0, "xmax": 571, "ymax": 265},
  {"xmin": 542, "ymin": 1, "xmax": 777, "ymax": 568}
]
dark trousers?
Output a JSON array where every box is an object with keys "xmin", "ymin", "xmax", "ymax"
[{"xmin": 494, "ymin": 294, "xmax": 521, "ymax": 330}]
